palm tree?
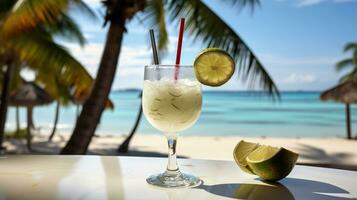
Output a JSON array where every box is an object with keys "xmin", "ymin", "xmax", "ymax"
[
  {"xmin": 62, "ymin": 0, "xmax": 280, "ymax": 154},
  {"xmin": 39, "ymin": 70, "xmax": 114, "ymax": 142},
  {"xmin": 48, "ymin": 102, "xmax": 60, "ymax": 141},
  {"xmin": 336, "ymin": 42, "xmax": 357, "ymax": 82},
  {"xmin": 15, "ymin": 107, "xmax": 20, "ymax": 133},
  {"xmin": 118, "ymin": 91, "xmax": 142, "ymax": 153},
  {"xmin": 327, "ymin": 42, "xmax": 357, "ymax": 140},
  {"xmin": 0, "ymin": 0, "xmax": 95, "ymax": 150},
  {"xmin": 34, "ymin": 67, "xmax": 78, "ymax": 142}
]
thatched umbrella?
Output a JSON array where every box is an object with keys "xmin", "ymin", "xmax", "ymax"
[
  {"xmin": 9, "ymin": 82, "xmax": 53, "ymax": 150},
  {"xmin": 320, "ymin": 79, "xmax": 357, "ymax": 139}
]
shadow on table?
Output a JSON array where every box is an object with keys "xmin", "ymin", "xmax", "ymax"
[
  {"xmin": 197, "ymin": 178, "xmax": 356, "ymax": 200},
  {"xmin": 4, "ymin": 139, "xmax": 62, "ymax": 154},
  {"xmin": 5, "ymin": 138, "xmax": 190, "ymax": 159},
  {"xmin": 297, "ymin": 144, "xmax": 352, "ymax": 162},
  {"xmin": 296, "ymin": 144, "xmax": 357, "ymax": 171}
]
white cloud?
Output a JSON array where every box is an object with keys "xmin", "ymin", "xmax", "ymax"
[
  {"xmin": 83, "ymin": 33, "xmax": 94, "ymax": 40},
  {"xmin": 61, "ymin": 41, "xmax": 152, "ymax": 89},
  {"xmin": 275, "ymin": 0, "xmax": 357, "ymax": 7},
  {"xmin": 61, "ymin": 24, "xmax": 201, "ymax": 89},
  {"xmin": 83, "ymin": 0, "xmax": 101, "ymax": 8},
  {"xmin": 334, "ymin": 0, "xmax": 357, "ymax": 2},
  {"xmin": 297, "ymin": 0, "xmax": 326, "ymax": 6},
  {"xmin": 63, "ymin": 42, "xmax": 152, "ymax": 66},
  {"xmin": 260, "ymin": 53, "xmax": 342, "ymax": 67},
  {"xmin": 281, "ymin": 73, "xmax": 318, "ymax": 83},
  {"xmin": 62, "ymin": 42, "xmax": 102, "ymax": 75},
  {"xmin": 58, "ymin": 40, "xmax": 341, "ymax": 90},
  {"xmin": 128, "ymin": 26, "xmax": 147, "ymax": 34}
]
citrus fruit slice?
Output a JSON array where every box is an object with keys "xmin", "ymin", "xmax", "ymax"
[
  {"xmin": 193, "ymin": 48, "xmax": 235, "ymax": 86},
  {"xmin": 246, "ymin": 145, "xmax": 299, "ymax": 181},
  {"xmin": 233, "ymin": 140, "xmax": 260, "ymax": 175}
]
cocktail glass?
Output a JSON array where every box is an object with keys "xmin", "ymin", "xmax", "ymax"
[{"xmin": 142, "ymin": 64, "xmax": 202, "ymax": 188}]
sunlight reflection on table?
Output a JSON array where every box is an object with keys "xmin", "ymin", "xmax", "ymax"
[{"xmin": 0, "ymin": 156, "xmax": 356, "ymax": 200}]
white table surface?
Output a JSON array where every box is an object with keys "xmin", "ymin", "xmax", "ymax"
[{"xmin": 0, "ymin": 155, "xmax": 356, "ymax": 200}]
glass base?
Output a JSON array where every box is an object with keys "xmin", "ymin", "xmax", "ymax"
[{"xmin": 146, "ymin": 171, "xmax": 202, "ymax": 188}]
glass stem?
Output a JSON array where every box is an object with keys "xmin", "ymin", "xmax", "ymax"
[{"xmin": 166, "ymin": 133, "xmax": 179, "ymax": 175}]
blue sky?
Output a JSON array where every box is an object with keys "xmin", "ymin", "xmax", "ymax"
[{"xmin": 62, "ymin": 0, "xmax": 357, "ymax": 91}]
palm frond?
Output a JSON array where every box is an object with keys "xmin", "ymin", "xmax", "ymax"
[
  {"xmin": 0, "ymin": 0, "xmax": 16, "ymax": 18},
  {"xmin": 10, "ymin": 62, "xmax": 23, "ymax": 92},
  {"xmin": 35, "ymin": 70, "xmax": 72, "ymax": 105},
  {"xmin": 142, "ymin": 0, "xmax": 169, "ymax": 56},
  {"xmin": 344, "ymin": 42, "xmax": 357, "ymax": 52},
  {"xmin": 46, "ymin": 12, "xmax": 86, "ymax": 46},
  {"xmin": 2, "ymin": 0, "xmax": 95, "ymax": 36},
  {"xmin": 0, "ymin": 48, "xmax": 6, "ymax": 64},
  {"xmin": 2, "ymin": 0, "xmax": 70, "ymax": 35},
  {"xmin": 167, "ymin": 0, "xmax": 279, "ymax": 99},
  {"xmin": 344, "ymin": 43, "xmax": 357, "ymax": 63},
  {"xmin": 70, "ymin": 0, "xmax": 97, "ymax": 20},
  {"xmin": 7, "ymin": 31, "xmax": 93, "ymax": 98},
  {"xmin": 335, "ymin": 58, "xmax": 353, "ymax": 71},
  {"xmin": 4, "ymin": 28, "xmax": 110, "ymax": 108},
  {"xmin": 0, "ymin": 59, "xmax": 22, "ymax": 92},
  {"xmin": 339, "ymin": 68, "xmax": 357, "ymax": 83},
  {"xmin": 218, "ymin": 0, "xmax": 260, "ymax": 11}
]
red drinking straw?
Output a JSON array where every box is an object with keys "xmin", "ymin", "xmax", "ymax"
[{"xmin": 174, "ymin": 18, "xmax": 185, "ymax": 80}]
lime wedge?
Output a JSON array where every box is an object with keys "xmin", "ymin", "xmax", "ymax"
[
  {"xmin": 233, "ymin": 140, "xmax": 260, "ymax": 175},
  {"xmin": 246, "ymin": 145, "xmax": 299, "ymax": 181},
  {"xmin": 193, "ymin": 48, "xmax": 235, "ymax": 86}
]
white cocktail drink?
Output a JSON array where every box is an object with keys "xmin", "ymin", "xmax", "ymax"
[
  {"xmin": 142, "ymin": 79, "xmax": 202, "ymax": 133},
  {"xmin": 143, "ymin": 65, "xmax": 202, "ymax": 188}
]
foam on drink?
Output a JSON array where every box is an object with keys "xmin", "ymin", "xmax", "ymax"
[{"xmin": 142, "ymin": 78, "xmax": 202, "ymax": 133}]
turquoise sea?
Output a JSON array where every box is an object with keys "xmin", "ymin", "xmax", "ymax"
[{"xmin": 5, "ymin": 91, "xmax": 357, "ymax": 138}]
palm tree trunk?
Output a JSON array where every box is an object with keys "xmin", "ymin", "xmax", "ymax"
[
  {"xmin": 48, "ymin": 102, "xmax": 60, "ymax": 141},
  {"xmin": 0, "ymin": 58, "xmax": 15, "ymax": 150},
  {"xmin": 28, "ymin": 107, "xmax": 35, "ymax": 130},
  {"xmin": 16, "ymin": 106, "xmax": 20, "ymax": 133},
  {"xmin": 346, "ymin": 103, "xmax": 352, "ymax": 139},
  {"xmin": 76, "ymin": 105, "xmax": 80, "ymax": 119},
  {"xmin": 26, "ymin": 105, "xmax": 33, "ymax": 151},
  {"xmin": 118, "ymin": 92, "xmax": 142, "ymax": 153},
  {"xmin": 61, "ymin": 13, "xmax": 127, "ymax": 154}
]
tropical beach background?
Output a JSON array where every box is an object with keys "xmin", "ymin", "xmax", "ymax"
[
  {"xmin": 5, "ymin": 91, "xmax": 357, "ymax": 137},
  {"xmin": 1, "ymin": 0, "xmax": 357, "ymax": 170}
]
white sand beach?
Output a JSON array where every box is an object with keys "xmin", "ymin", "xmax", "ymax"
[{"xmin": 4, "ymin": 133, "xmax": 357, "ymax": 170}]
